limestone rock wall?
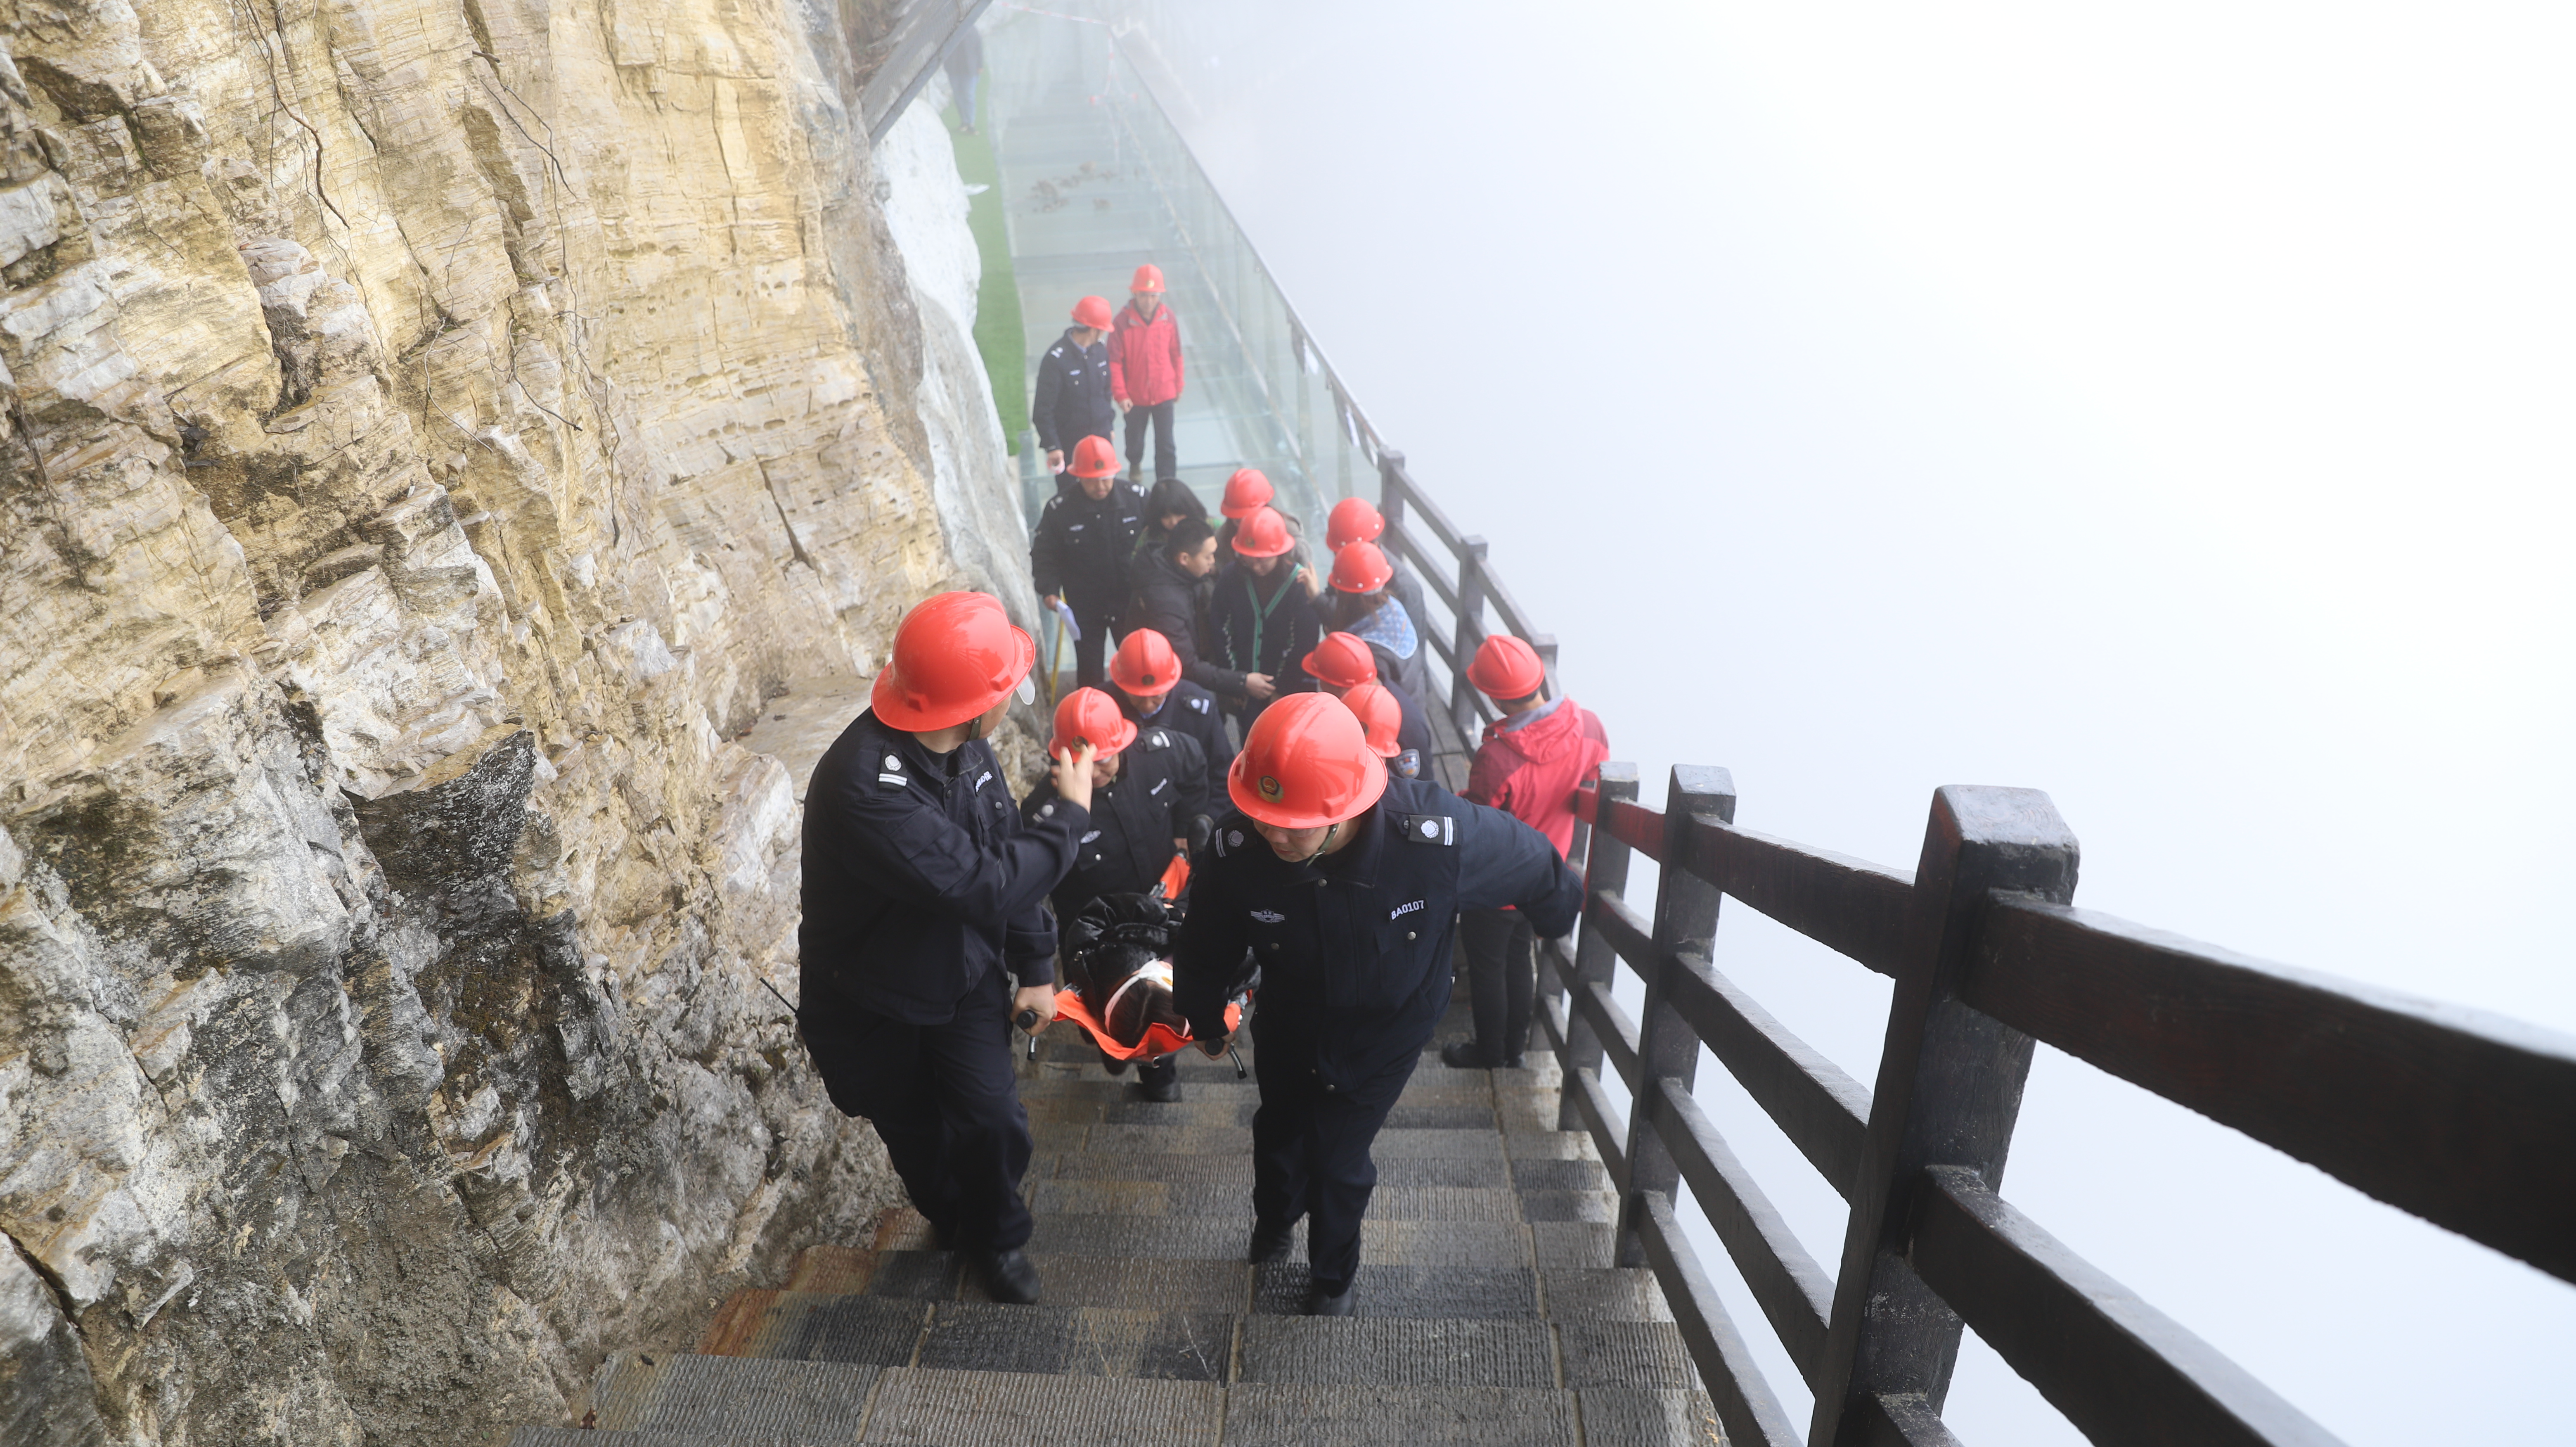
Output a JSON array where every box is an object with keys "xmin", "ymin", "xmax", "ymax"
[{"xmin": 0, "ymin": 0, "xmax": 1028, "ymax": 1442}]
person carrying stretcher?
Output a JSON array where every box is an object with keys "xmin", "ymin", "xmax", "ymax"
[{"xmin": 1020, "ymin": 687, "xmax": 1212, "ymax": 1101}]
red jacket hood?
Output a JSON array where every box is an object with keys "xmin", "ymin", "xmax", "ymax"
[{"xmin": 1487, "ymin": 698, "xmax": 1588, "ymax": 764}]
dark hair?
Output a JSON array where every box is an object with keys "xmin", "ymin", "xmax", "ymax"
[
  {"xmin": 1501, "ymin": 688, "xmax": 1544, "ymax": 708},
  {"xmin": 1164, "ymin": 515, "xmax": 1215, "ymax": 557},
  {"xmin": 1144, "ymin": 478, "xmax": 1206, "ymax": 524}
]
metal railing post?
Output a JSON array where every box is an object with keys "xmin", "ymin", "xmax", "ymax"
[
  {"xmin": 1556, "ymin": 763, "xmax": 1640, "ymax": 1130},
  {"xmin": 1808, "ymin": 787, "xmax": 2079, "ymax": 1444},
  {"xmin": 1450, "ymin": 536, "xmax": 1489, "ymax": 742},
  {"xmin": 1616, "ymin": 766, "xmax": 1737, "ymax": 1268}
]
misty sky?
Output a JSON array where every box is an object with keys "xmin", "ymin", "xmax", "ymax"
[{"xmin": 1110, "ymin": 2, "xmax": 2574, "ymax": 1441}]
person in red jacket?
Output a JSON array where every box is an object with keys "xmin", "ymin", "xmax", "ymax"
[
  {"xmin": 1442, "ymin": 634, "xmax": 1610, "ymax": 1069},
  {"xmin": 1110, "ymin": 263, "xmax": 1184, "ymax": 484}
]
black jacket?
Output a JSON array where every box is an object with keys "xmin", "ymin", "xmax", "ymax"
[
  {"xmin": 1129, "ymin": 678, "xmax": 1234, "ymax": 780},
  {"xmin": 1128, "ymin": 548, "xmax": 1234, "ymax": 697},
  {"xmin": 1209, "ymin": 561, "xmax": 1321, "ymax": 721},
  {"xmin": 1021, "ymin": 725, "xmax": 1209, "ymax": 918},
  {"xmin": 1362, "ymin": 666, "xmax": 1434, "ymax": 781},
  {"xmin": 1031, "ymin": 328, "xmax": 1113, "ymax": 454},
  {"xmin": 800, "ymin": 709, "xmax": 1083, "ymax": 1022},
  {"xmin": 1174, "ymin": 776, "xmax": 1581, "ymax": 1092},
  {"xmin": 1031, "ymin": 476, "xmax": 1145, "ymax": 605}
]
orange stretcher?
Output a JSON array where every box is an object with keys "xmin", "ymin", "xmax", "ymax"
[{"xmin": 1049, "ymin": 989, "xmax": 1241, "ymax": 1063}]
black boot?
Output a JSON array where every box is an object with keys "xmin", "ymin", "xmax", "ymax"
[
  {"xmin": 1440, "ymin": 1041, "xmax": 1497, "ymax": 1070},
  {"xmin": 974, "ymin": 1248, "xmax": 1042, "ymax": 1305},
  {"xmin": 1137, "ymin": 1056, "xmax": 1181, "ymax": 1103},
  {"xmin": 1248, "ymin": 1219, "xmax": 1294, "ymax": 1264},
  {"xmin": 1100, "ymin": 1047, "xmax": 1131, "ymax": 1077},
  {"xmin": 1305, "ymin": 1280, "xmax": 1357, "ymax": 1317}
]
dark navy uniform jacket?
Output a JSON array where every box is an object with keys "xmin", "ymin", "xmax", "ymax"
[
  {"xmin": 800, "ymin": 709, "xmax": 1085, "ymax": 1023},
  {"xmin": 1130, "ymin": 677, "xmax": 1234, "ymax": 779},
  {"xmin": 1020, "ymin": 725, "xmax": 1210, "ymax": 918},
  {"xmin": 1173, "ymin": 776, "xmax": 1581, "ymax": 1093},
  {"xmin": 1031, "ymin": 477, "xmax": 1146, "ymax": 605},
  {"xmin": 1030, "ymin": 327, "xmax": 1114, "ymax": 455}
]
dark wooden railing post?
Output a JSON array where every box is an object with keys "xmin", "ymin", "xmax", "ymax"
[
  {"xmin": 1449, "ymin": 536, "xmax": 1489, "ymax": 742},
  {"xmin": 1376, "ymin": 448, "xmax": 1408, "ymax": 534},
  {"xmin": 1616, "ymin": 766, "xmax": 1736, "ymax": 1268},
  {"xmin": 1809, "ymin": 787, "xmax": 2079, "ymax": 1444},
  {"xmin": 1556, "ymin": 763, "xmax": 1640, "ymax": 1130}
]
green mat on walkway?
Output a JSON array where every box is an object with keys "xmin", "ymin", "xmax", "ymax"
[{"xmin": 947, "ymin": 91, "xmax": 1027, "ymax": 453}]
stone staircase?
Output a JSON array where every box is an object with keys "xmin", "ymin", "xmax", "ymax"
[{"xmin": 501, "ymin": 986, "xmax": 1721, "ymax": 1446}]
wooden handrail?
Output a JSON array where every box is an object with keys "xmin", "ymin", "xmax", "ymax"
[
  {"xmin": 1534, "ymin": 765, "xmax": 2567, "ymax": 1445},
  {"xmin": 1967, "ymin": 896, "xmax": 2576, "ymax": 1284}
]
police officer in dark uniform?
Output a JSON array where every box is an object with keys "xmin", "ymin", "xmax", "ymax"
[
  {"xmin": 1108, "ymin": 627, "xmax": 1235, "ymax": 778},
  {"xmin": 1301, "ymin": 630, "xmax": 1433, "ymax": 781},
  {"xmin": 1021, "ymin": 687, "xmax": 1211, "ymax": 1102},
  {"xmin": 1032, "ymin": 295, "xmax": 1116, "ymax": 479},
  {"xmin": 799, "ymin": 591, "xmax": 1098, "ymax": 1306},
  {"xmin": 1174, "ymin": 694, "xmax": 1581, "ymax": 1315},
  {"xmin": 1032, "ymin": 436, "xmax": 1145, "ymax": 687}
]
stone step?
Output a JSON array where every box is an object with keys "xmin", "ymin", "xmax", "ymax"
[
  {"xmin": 1029, "ymin": 1121, "xmax": 1594, "ymax": 1160},
  {"xmin": 769, "ymin": 1246, "xmax": 1676, "ymax": 1323},
  {"xmin": 579, "ymin": 1352, "xmax": 878, "ymax": 1440},
  {"xmin": 516, "ymin": 1384, "xmax": 1726, "ymax": 1447},
  {"xmin": 1024, "ymin": 1151, "xmax": 1613, "ymax": 1195},
  {"xmin": 872, "ymin": 1365, "xmax": 1224, "ymax": 1445},
  {"xmin": 1023, "ymin": 1178, "xmax": 1616, "ymax": 1224},
  {"xmin": 1021, "ymin": 1096, "xmax": 1513, "ymax": 1130},
  {"xmin": 1011, "ymin": 1077, "xmax": 1514, "ymax": 1110},
  {"xmin": 684, "ymin": 1293, "xmax": 1699, "ymax": 1390}
]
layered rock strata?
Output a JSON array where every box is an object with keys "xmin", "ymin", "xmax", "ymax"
[{"xmin": 0, "ymin": 2, "xmax": 1025, "ymax": 1442}]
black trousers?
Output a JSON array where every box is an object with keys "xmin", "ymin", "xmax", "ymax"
[
  {"xmin": 1058, "ymin": 583, "xmax": 1123, "ymax": 688},
  {"xmin": 1100, "ymin": 1045, "xmax": 1179, "ymax": 1089},
  {"xmin": 1123, "ymin": 400, "xmax": 1177, "ymax": 482},
  {"xmin": 1248, "ymin": 1017, "xmax": 1415, "ymax": 1292},
  {"xmin": 1460, "ymin": 907, "xmax": 1536, "ymax": 1063},
  {"xmin": 800, "ymin": 966, "xmax": 1036, "ymax": 1251}
]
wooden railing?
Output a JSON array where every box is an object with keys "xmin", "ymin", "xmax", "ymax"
[
  {"xmin": 1544, "ymin": 767, "xmax": 2576, "ymax": 1447},
  {"xmin": 1373, "ymin": 452, "xmax": 1556, "ymax": 747}
]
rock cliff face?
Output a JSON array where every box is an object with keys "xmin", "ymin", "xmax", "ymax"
[{"xmin": 0, "ymin": 1, "xmax": 1025, "ymax": 1442}]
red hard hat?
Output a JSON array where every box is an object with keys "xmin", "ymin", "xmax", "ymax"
[
  {"xmin": 1328, "ymin": 540, "xmax": 1393, "ymax": 594},
  {"xmin": 1070, "ymin": 434, "xmax": 1120, "ymax": 479},
  {"xmin": 1340, "ymin": 683, "xmax": 1405, "ymax": 759},
  {"xmin": 1231, "ymin": 505, "xmax": 1293, "ymax": 559},
  {"xmin": 1109, "ymin": 629, "xmax": 1182, "ymax": 697},
  {"xmin": 1220, "ymin": 468, "xmax": 1273, "ymax": 518},
  {"xmin": 1466, "ymin": 634, "xmax": 1547, "ymax": 700},
  {"xmin": 1132, "ymin": 263, "xmax": 1165, "ymax": 293},
  {"xmin": 870, "ymin": 591, "xmax": 1037, "ymax": 731},
  {"xmin": 1301, "ymin": 631, "xmax": 1378, "ymax": 691},
  {"xmin": 1326, "ymin": 496, "xmax": 1385, "ymax": 551},
  {"xmin": 1050, "ymin": 686, "xmax": 1138, "ymax": 758},
  {"xmin": 1228, "ymin": 692, "xmax": 1389, "ymax": 828},
  {"xmin": 1072, "ymin": 295, "xmax": 1115, "ymax": 330}
]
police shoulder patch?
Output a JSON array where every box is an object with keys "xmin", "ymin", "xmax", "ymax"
[
  {"xmin": 1146, "ymin": 730, "xmax": 1168, "ymax": 749},
  {"xmin": 1188, "ymin": 696, "xmax": 1212, "ymax": 714},
  {"xmin": 1396, "ymin": 812, "xmax": 1455, "ymax": 846}
]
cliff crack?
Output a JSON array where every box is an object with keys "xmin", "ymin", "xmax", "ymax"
[
  {"xmin": 759, "ymin": 461, "xmax": 815, "ymax": 569},
  {"xmin": 6, "ymin": 1228, "xmax": 85, "ymax": 1342}
]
